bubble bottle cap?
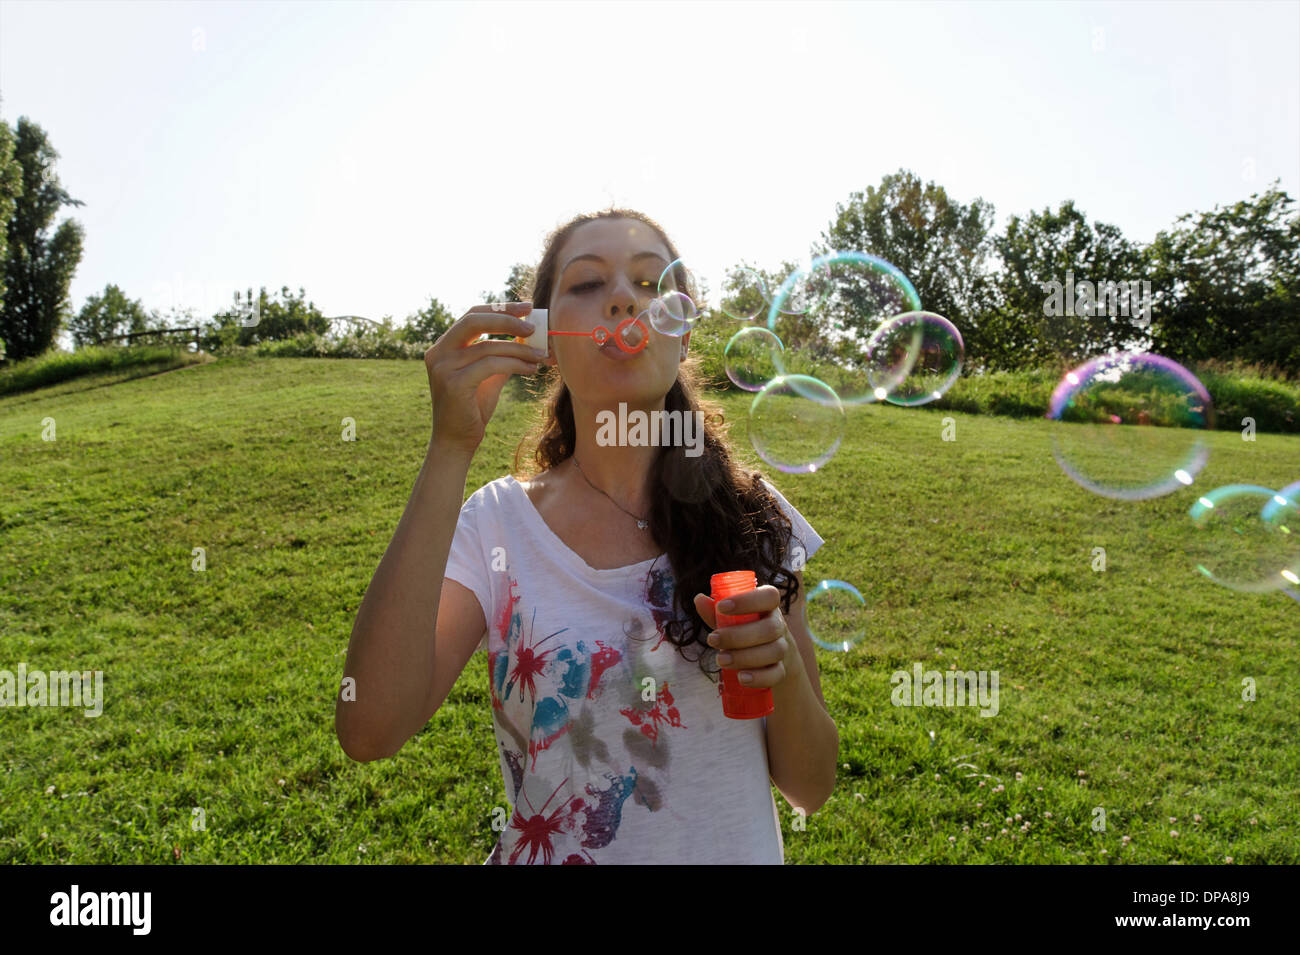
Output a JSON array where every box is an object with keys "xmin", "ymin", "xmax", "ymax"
[{"xmin": 513, "ymin": 308, "xmax": 548, "ymax": 352}]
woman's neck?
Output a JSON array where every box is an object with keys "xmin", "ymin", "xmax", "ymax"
[{"xmin": 568, "ymin": 395, "xmax": 665, "ymax": 511}]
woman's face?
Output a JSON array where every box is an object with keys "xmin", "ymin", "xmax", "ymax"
[{"xmin": 547, "ymin": 218, "xmax": 689, "ymax": 409}]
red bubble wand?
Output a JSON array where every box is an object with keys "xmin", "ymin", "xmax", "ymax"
[{"xmin": 545, "ymin": 314, "xmax": 649, "ymax": 353}]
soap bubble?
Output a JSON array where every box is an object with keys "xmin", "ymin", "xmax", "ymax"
[
  {"xmin": 1188, "ymin": 484, "xmax": 1300, "ymax": 593},
  {"xmin": 715, "ymin": 266, "xmax": 770, "ymax": 322},
  {"xmin": 865, "ymin": 311, "xmax": 964, "ymax": 405},
  {"xmin": 1260, "ymin": 480, "xmax": 1300, "ymax": 523},
  {"xmin": 767, "ymin": 257, "xmax": 836, "ymax": 318},
  {"xmin": 748, "ymin": 374, "xmax": 845, "ymax": 474},
  {"xmin": 766, "ymin": 251, "xmax": 923, "ymax": 404},
  {"xmin": 647, "ymin": 291, "xmax": 699, "ymax": 337},
  {"xmin": 1046, "ymin": 352, "xmax": 1214, "ymax": 500},
  {"xmin": 656, "ymin": 257, "xmax": 699, "ymax": 301},
  {"xmin": 803, "ymin": 579, "xmax": 867, "ymax": 651},
  {"xmin": 725, "ymin": 327, "xmax": 785, "ymax": 392},
  {"xmin": 649, "ymin": 259, "xmax": 704, "ymax": 336}
]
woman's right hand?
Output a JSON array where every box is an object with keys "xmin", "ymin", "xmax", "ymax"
[{"xmin": 425, "ymin": 301, "xmax": 549, "ymax": 457}]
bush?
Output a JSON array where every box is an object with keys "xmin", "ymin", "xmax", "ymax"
[
  {"xmin": 231, "ymin": 328, "xmax": 430, "ymax": 361},
  {"xmin": 0, "ymin": 343, "xmax": 202, "ymax": 396}
]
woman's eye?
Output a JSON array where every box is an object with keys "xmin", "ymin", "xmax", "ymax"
[{"xmin": 574, "ymin": 280, "xmax": 654, "ymax": 293}]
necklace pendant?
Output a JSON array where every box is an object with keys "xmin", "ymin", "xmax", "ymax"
[{"xmin": 636, "ymin": 519, "xmax": 648, "ymax": 530}]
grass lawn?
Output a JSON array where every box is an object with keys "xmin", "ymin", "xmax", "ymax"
[{"xmin": 1, "ymin": 355, "xmax": 1296, "ymax": 863}]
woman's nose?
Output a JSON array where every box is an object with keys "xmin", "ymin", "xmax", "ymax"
[{"xmin": 608, "ymin": 279, "xmax": 639, "ymax": 316}]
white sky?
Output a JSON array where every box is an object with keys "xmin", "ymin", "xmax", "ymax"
[{"xmin": 1, "ymin": 0, "xmax": 1297, "ymax": 341}]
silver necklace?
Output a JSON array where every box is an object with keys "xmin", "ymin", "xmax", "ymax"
[{"xmin": 571, "ymin": 455, "xmax": 649, "ymax": 530}]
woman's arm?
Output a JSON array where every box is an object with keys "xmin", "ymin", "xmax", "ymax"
[
  {"xmin": 765, "ymin": 571, "xmax": 840, "ymax": 814},
  {"xmin": 334, "ymin": 441, "xmax": 483, "ymax": 762}
]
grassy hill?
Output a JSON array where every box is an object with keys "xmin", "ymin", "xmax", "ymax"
[{"xmin": 1, "ymin": 355, "xmax": 1296, "ymax": 863}]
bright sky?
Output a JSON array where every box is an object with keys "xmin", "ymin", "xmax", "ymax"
[{"xmin": 2, "ymin": 0, "xmax": 1297, "ymax": 343}]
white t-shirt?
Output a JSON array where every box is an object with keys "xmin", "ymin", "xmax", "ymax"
[{"xmin": 444, "ymin": 473, "xmax": 824, "ymax": 865}]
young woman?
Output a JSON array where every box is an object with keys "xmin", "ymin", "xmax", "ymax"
[{"xmin": 337, "ymin": 208, "xmax": 839, "ymax": 864}]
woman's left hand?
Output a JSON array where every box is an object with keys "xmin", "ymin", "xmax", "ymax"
[{"xmin": 693, "ymin": 585, "xmax": 798, "ymax": 690}]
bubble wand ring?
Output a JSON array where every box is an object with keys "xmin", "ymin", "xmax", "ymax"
[{"xmin": 547, "ymin": 315, "xmax": 649, "ymax": 353}]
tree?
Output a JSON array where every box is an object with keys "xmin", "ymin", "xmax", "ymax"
[
  {"xmin": 69, "ymin": 283, "xmax": 151, "ymax": 347},
  {"xmin": 476, "ymin": 262, "xmax": 538, "ymax": 314},
  {"xmin": 708, "ymin": 258, "xmax": 823, "ymax": 350},
  {"xmin": 0, "ymin": 118, "xmax": 12, "ymax": 364},
  {"xmin": 503, "ymin": 262, "xmax": 538, "ymax": 304},
  {"xmin": 402, "ymin": 295, "xmax": 455, "ymax": 345},
  {"xmin": 0, "ymin": 116, "xmax": 85, "ymax": 361},
  {"xmin": 201, "ymin": 286, "xmax": 328, "ymax": 350},
  {"xmin": 982, "ymin": 200, "xmax": 1146, "ymax": 371},
  {"xmin": 815, "ymin": 169, "xmax": 995, "ymax": 344},
  {"xmin": 0, "ymin": 107, "xmax": 22, "ymax": 316},
  {"xmin": 1145, "ymin": 182, "xmax": 1300, "ymax": 377},
  {"xmin": 473, "ymin": 262, "xmax": 539, "ymax": 345}
]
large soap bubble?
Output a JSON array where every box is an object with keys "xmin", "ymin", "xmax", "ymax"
[
  {"xmin": 765, "ymin": 251, "xmax": 923, "ymax": 405},
  {"xmin": 715, "ymin": 266, "xmax": 770, "ymax": 322},
  {"xmin": 725, "ymin": 327, "xmax": 785, "ymax": 392},
  {"xmin": 1046, "ymin": 352, "xmax": 1215, "ymax": 500},
  {"xmin": 1188, "ymin": 484, "xmax": 1300, "ymax": 593},
  {"xmin": 653, "ymin": 259, "xmax": 704, "ymax": 337},
  {"xmin": 865, "ymin": 311, "xmax": 965, "ymax": 405},
  {"xmin": 748, "ymin": 374, "xmax": 845, "ymax": 474}
]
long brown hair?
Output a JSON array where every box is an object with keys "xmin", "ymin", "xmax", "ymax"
[{"xmin": 512, "ymin": 207, "xmax": 801, "ymax": 677}]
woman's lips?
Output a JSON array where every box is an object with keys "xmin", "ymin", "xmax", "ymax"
[{"xmin": 599, "ymin": 339, "xmax": 640, "ymax": 361}]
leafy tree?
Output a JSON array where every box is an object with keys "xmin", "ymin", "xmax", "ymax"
[
  {"xmin": 0, "ymin": 107, "xmax": 22, "ymax": 316},
  {"xmin": 692, "ymin": 262, "xmax": 763, "ymax": 324},
  {"xmin": 201, "ymin": 286, "xmax": 328, "ymax": 350},
  {"xmin": 982, "ymin": 200, "xmax": 1146, "ymax": 371},
  {"xmin": 479, "ymin": 262, "xmax": 537, "ymax": 307},
  {"xmin": 472, "ymin": 262, "xmax": 539, "ymax": 344},
  {"xmin": 0, "ymin": 116, "xmax": 85, "ymax": 361},
  {"xmin": 815, "ymin": 169, "xmax": 995, "ymax": 345},
  {"xmin": 709, "ymin": 259, "xmax": 822, "ymax": 350},
  {"xmin": 1145, "ymin": 182, "xmax": 1300, "ymax": 377},
  {"xmin": 69, "ymin": 283, "xmax": 151, "ymax": 347},
  {"xmin": 402, "ymin": 295, "xmax": 455, "ymax": 345}
]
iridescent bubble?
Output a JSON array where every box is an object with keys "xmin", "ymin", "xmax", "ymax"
[
  {"xmin": 725, "ymin": 327, "xmax": 784, "ymax": 392},
  {"xmin": 1188, "ymin": 484, "xmax": 1300, "ymax": 593},
  {"xmin": 803, "ymin": 579, "xmax": 867, "ymax": 652},
  {"xmin": 649, "ymin": 258, "xmax": 705, "ymax": 336},
  {"xmin": 656, "ymin": 257, "xmax": 700, "ymax": 303},
  {"xmin": 766, "ymin": 251, "xmax": 923, "ymax": 404},
  {"xmin": 647, "ymin": 291, "xmax": 699, "ymax": 338},
  {"xmin": 1046, "ymin": 352, "xmax": 1215, "ymax": 500},
  {"xmin": 1260, "ymin": 479, "xmax": 1300, "ymax": 523},
  {"xmin": 716, "ymin": 266, "xmax": 770, "ymax": 322},
  {"xmin": 748, "ymin": 374, "xmax": 845, "ymax": 474},
  {"xmin": 866, "ymin": 312, "xmax": 964, "ymax": 406},
  {"xmin": 816, "ymin": 252, "xmax": 920, "ymax": 329},
  {"xmin": 766, "ymin": 257, "xmax": 835, "ymax": 318}
]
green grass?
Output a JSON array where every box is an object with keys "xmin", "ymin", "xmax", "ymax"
[{"xmin": 1, "ymin": 356, "xmax": 1297, "ymax": 863}]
